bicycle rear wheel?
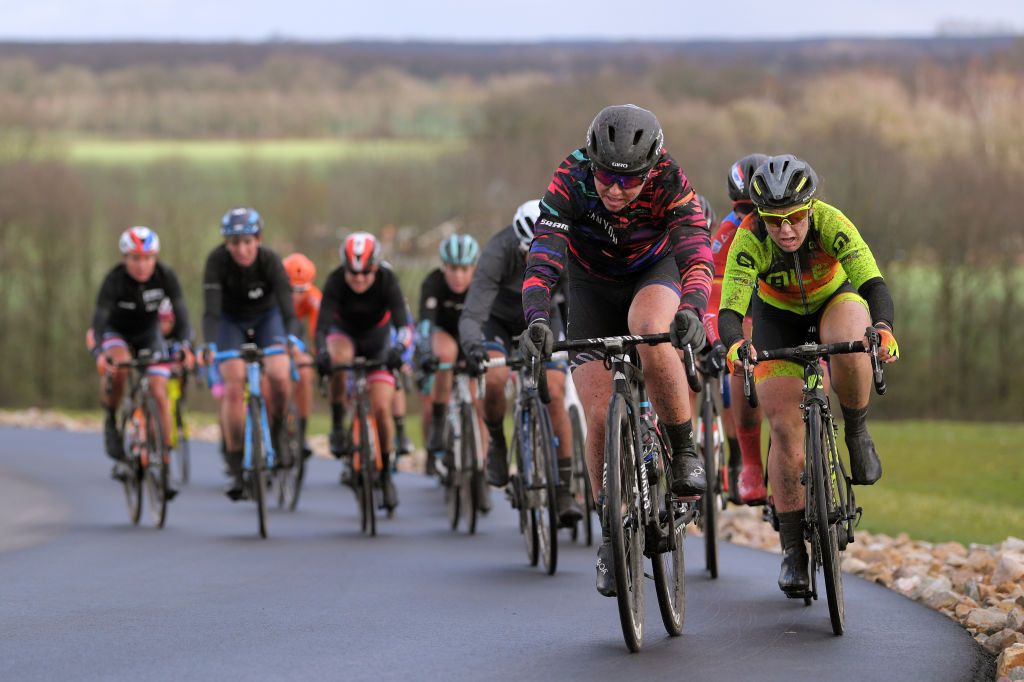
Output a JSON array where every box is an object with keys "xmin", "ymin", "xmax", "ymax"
[
  {"xmin": 248, "ymin": 396, "xmax": 269, "ymax": 539},
  {"xmin": 569, "ymin": 405, "xmax": 594, "ymax": 546},
  {"xmin": 606, "ymin": 393, "xmax": 644, "ymax": 652},
  {"xmin": 120, "ymin": 409, "xmax": 143, "ymax": 525},
  {"xmin": 174, "ymin": 401, "xmax": 190, "ymax": 486},
  {"xmin": 652, "ymin": 434, "xmax": 686, "ymax": 636},
  {"xmin": 445, "ymin": 417, "xmax": 461, "ymax": 531},
  {"xmin": 809, "ymin": 404, "xmax": 844, "ymax": 635},
  {"xmin": 531, "ymin": 400, "xmax": 559, "ymax": 576},
  {"xmin": 700, "ymin": 395, "xmax": 719, "ymax": 579},
  {"xmin": 278, "ymin": 403, "xmax": 305, "ymax": 511},
  {"xmin": 142, "ymin": 396, "xmax": 169, "ymax": 529}
]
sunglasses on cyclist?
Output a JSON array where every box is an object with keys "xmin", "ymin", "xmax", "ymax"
[
  {"xmin": 592, "ymin": 165, "xmax": 650, "ymax": 190},
  {"xmin": 757, "ymin": 203, "xmax": 812, "ymax": 228},
  {"xmin": 344, "ymin": 268, "xmax": 375, "ymax": 278}
]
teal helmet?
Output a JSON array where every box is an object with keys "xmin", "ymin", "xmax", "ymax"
[{"xmin": 439, "ymin": 234, "xmax": 480, "ymax": 267}]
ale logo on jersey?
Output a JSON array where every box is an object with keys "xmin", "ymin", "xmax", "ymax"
[
  {"xmin": 735, "ymin": 251, "xmax": 756, "ymax": 269},
  {"xmin": 248, "ymin": 287, "xmax": 264, "ymax": 300}
]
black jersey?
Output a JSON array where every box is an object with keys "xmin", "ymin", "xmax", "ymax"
[
  {"xmin": 315, "ymin": 265, "xmax": 409, "ymax": 350},
  {"xmin": 92, "ymin": 262, "xmax": 191, "ymax": 344},
  {"xmin": 201, "ymin": 244, "xmax": 298, "ymax": 342},
  {"xmin": 418, "ymin": 268, "xmax": 466, "ymax": 339}
]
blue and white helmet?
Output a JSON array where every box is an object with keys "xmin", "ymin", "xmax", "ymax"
[
  {"xmin": 512, "ymin": 199, "xmax": 542, "ymax": 251},
  {"xmin": 119, "ymin": 226, "xmax": 160, "ymax": 254},
  {"xmin": 220, "ymin": 207, "xmax": 263, "ymax": 237},
  {"xmin": 439, "ymin": 234, "xmax": 480, "ymax": 266}
]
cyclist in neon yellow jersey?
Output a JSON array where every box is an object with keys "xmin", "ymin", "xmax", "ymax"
[{"xmin": 718, "ymin": 154, "xmax": 899, "ymax": 596}]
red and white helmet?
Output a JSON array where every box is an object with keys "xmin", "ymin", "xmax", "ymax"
[
  {"xmin": 119, "ymin": 226, "xmax": 160, "ymax": 255},
  {"xmin": 341, "ymin": 232, "xmax": 381, "ymax": 273}
]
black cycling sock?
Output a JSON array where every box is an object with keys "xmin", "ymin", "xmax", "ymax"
[
  {"xmin": 557, "ymin": 458, "xmax": 573, "ymax": 490},
  {"xmin": 662, "ymin": 421, "xmax": 695, "ymax": 457},
  {"xmin": 727, "ymin": 436, "xmax": 742, "ymax": 469},
  {"xmin": 840, "ymin": 404, "xmax": 869, "ymax": 438},
  {"xmin": 331, "ymin": 402, "xmax": 345, "ymax": 432},
  {"xmin": 394, "ymin": 415, "xmax": 405, "ymax": 433},
  {"xmin": 225, "ymin": 449, "xmax": 244, "ymax": 476},
  {"xmin": 299, "ymin": 417, "xmax": 308, "ymax": 442},
  {"xmin": 485, "ymin": 419, "xmax": 505, "ymax": 445},
  {"xmin": 777, "ymin": 510, "xmax": 805, "ymax": 552},
  {"xmin": 105, "ymin": 407, "xmax": 117, "ymax": 424}
]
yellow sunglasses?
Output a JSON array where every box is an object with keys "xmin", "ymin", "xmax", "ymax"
[{"xmin": 757, "ymin": 203, "xmax": 812, "ymax": 228}]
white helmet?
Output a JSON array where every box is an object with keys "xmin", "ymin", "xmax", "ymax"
[
  {"xmin": 119, "ymin": 226, "xmax": 160, "ymax": 255},
  {"xmin": 512, "ymin": 199, "xmax": 542, "ymax": 251}
]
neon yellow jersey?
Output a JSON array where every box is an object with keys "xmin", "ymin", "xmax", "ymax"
[{"xmin": 719, "ymin": 199, "xmax": 884, "ymax": 316}]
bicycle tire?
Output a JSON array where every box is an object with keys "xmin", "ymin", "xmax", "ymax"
[
  {"xmin": 569, "ymin": 405, "xmax": 594, "ymax": 546},
  {"xmin": 120, "ymin": 409, "xmax": 143, "ymax": 525},
  {"xmin": 531, "ymin": 399, "xmax": 559, "ymax": 576},
  {"xmin": 606, "ymin": 393, "xmax": 644, "ymax": 652},
  {"xmin": 512, "ymin": 435, "xmax": 539, "ymax": 566},
  {"xmin": 279, "ymin": 403, "xmax": 305, "ymax": 512},
  {"xmin": 701, "ymin": 395, "xmax": 719, "ymax": 579},
  {"xmin": 461, "ymin": 402, "xmax": 480, "ymax": 535},
  {"xmin": 357, "ymin": 406, "xmax": 378, "ymax": 536},
  {"xmin": 142, "ymin": 396, "xmax": 169, "ymax": 529},
  {"xmin": 652, "ymin": 429, "xmax": 686, "ymax": 636},
  {"xmin": 248, "ymin": 396, "xmax": 269, "ymax": 539},
  {"xmin": 809, "ymin": 403, "xmax": 845, "ymax": 635},
  {"xmin": 446, "ymin": 414, "xmax": 461, "ymax": 531}
]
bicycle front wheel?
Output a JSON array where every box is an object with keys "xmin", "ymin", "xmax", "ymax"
[
  {"xmin": 461, "ymin": 402, "xmax": 481, "ymax": 535},
  {"xmin": 143, "ymin": 396, "xmax": 169, "ymax": 529},
  {"xmin": 700, "ymin": 395, "xmax": 719, "ymax": 579},
  {"xmin": 652, "ymin": 430, "xmax": 686, "ymax": 636},
  {"xmin": 120, "ymin": 409, "xmax": 143, "ymax": 525},
  {"xmin": 279, "ymin": 403, "xmax": 305, "ymax": 512},
  {"xmin": 809, "ymin": 404, "xmax": 844, "ymax": 635},
  {"xmin": 606, "ymin": 393, "xmax": 644, "ymax": 652},
  {"xmin": 356, "ymin": 408, "xmax": 378, "ymax": 536},
  {"xmin": 174, "ymin": 401, "xmax": 190, "ymax": 486},
  {"xmin": 531, "ymin": 400, "xmax": 559, "ymax": 576},
  {"xmin": 248, "ymin": 397, "xmax": 269, "ymax": 539}
]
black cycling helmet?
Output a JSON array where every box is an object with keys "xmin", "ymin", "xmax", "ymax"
[
  {"xmin": 696, "ymin": 194, "xmax": 716, "ymax": 229},
  {"xmin": 727, "ymin": 153, "xmax": 770, "ymax": 202},
  {"xmin": 749, "ymin": 154, "xmax": 819, "ymax": 209},
  {"xmin": 586, "ymin": 104, "xmax": 664, "ymax": 175}
]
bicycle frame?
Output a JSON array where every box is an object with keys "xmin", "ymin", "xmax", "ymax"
[{"xmin": 213, "ymin": 345, "xmax": 287, "ymax": 471}]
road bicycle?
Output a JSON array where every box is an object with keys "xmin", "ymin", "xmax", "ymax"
[
  {"xmin": 692, "ymin": 347, "xmax": 728, "ymax": 579},
  {"xmin": 432, "ymin": 360, "xmax": 487, "ymax": 534},
  {"xmin": 551, "ymin": 333, "xmax": 699, "ymax": 652},
  {"xmin": 738, "ymin": 328, "xmax": 886, "ymax": 635},
  {"xmin": 108, "ymin": 349, "xmax": 172, "ymax": 529}
]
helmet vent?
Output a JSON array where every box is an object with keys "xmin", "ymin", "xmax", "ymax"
[
  {"xmin": 633, "ymin": 130, "xmax": 644, "ymax": 145},
  {"xmin": 607, "ymin": 126, "xmax": 616, "ymax": 143}
]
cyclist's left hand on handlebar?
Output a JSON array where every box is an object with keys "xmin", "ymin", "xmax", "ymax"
[
  {"xmin": 709, "ymin": 340, "xmax": 728, "ymax": 373},
  {"xmin": 669, "ymin": 308, "xmax": 705, "ymax": 351},
  {"xmin": 386, "ymin": 346, "xmax": 406, "ymax": 371},
  {"xmin": 868, "ymin": 323, "xmax": 899, "ymax": 363},
  {"xmin": 180, "ymin": 346, "xmax": 196, "ymax": 372},
  {"xmin": 727, "ymin": 339, "xmax": 757, "ymax": 374},
  {"xmin": 521, "ymin": 320, "xmax": 554, "ymax": 362},
  {"xmin": 315, "ymin": 350, "xmax": 333, "ymax": 377}
]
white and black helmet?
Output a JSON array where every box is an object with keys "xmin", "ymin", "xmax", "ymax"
[
  {"xmin": 512, "ymin": 199, "xmax": 542, "ymax": 251},
  {"xmin": 585, "ymin": 104, "xmax": 664, "ymax": 175}
]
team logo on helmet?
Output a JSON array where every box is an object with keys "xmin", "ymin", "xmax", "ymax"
[{"xmin": 730, "ymin": 164, "xmax": 745, "ymax": 192}]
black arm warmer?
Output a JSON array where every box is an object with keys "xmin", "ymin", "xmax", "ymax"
[
  {"xmin": 718, "ymin": 309, "xmax": 744, "ymax": 349},
  {"xmin": 858, "ymin": 277, "xmax": 895, "ymax": 330}
]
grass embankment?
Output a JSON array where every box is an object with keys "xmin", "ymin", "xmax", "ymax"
[
  {"xmin": 850, "ymin": 420, "xmax": 1023, "ymax": 546},
  {"xmin": 54, "ymin": 137, "xmax": 464, "ymax": 166}
]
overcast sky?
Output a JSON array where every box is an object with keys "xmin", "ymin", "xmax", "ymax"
[{"xmin": 2, "ymin": 0, "xmax": 1020, "ymax": 41}]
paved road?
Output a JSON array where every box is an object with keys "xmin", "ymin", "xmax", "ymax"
[{"xmin": 0, "ymin": 427, "xmax": 994, "ymax": 681}]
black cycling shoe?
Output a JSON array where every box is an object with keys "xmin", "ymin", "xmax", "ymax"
[
  {"xmin": 104, "ymin": 417, "xmax": 125, "ymax": 461},
  {"xmin": 397, "ymin": 432, "xmax": 415, "ymax": 457},
  {"xmin": 426, "ymin": 423, "xmax": 446, "ymax": 456},
  {"xmin": 380, "ymin": 475, "xmax": 399, "ymax": 511},
  {"xmin": 486, "ymin": 437, "xmax": 509, "ymax": 487},
  {"xmin": 225, "ymin": 474, "xmax": 246, "ymax": 501},
  {"xmin": 596, "ymin": 540, "xmax": 616, "ymax": 597},
  {"xmin": 301, "ymin": 444, "xmax": 313, "ymax": 461},
  {"xmin": 670, "ymin": 451, "xmax": 707, "ymax": 497},
  {"xmin": 339, "ymin": 458, "xmax": 355, "ymax": 488},
  {"xmin": 556, "ymin": 486, "xmax": 583, "ymax": 528},
  {"xmin": 330, "ymin": 428, "xmax": 352, "ymax": 458},
  {"xmin": 165, "ymin": 487, "xmax": 178, "ymax": 502},
  {"xmin": 778, "ymin": 545, "xmax": 810, "ymax": 595},
  {"xmin": 110, "ymin": 462, "xmax": 131, "ymax": 482},
  {"xmin": 846, "ymin": 432, "xmax": 882, "ymax": 485},
  {"xmin": 475, "ymin": 473, "xmax": 491, "ymax": 514}
]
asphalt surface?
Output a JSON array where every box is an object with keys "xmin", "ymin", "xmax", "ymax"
[{"xmin": 0, "ymin": 427, "xmax": 994, "ymax": 681}]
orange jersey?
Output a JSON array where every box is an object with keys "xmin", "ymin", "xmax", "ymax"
[{"xmin": 294, "ymin": 286, "xmax": 322, "ymax": 343}]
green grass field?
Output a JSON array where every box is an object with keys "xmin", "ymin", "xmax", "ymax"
[
  {"xmin": 42, "ymin": 410, "xmax": 1024, "ymax": 546},
  {"xmin": 54, "ymin": 137, "xmax": 464, "ymax": 166}
]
